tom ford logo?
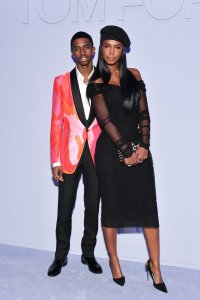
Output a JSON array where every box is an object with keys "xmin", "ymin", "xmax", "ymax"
[{"xmin": 21, "ymin": 0, "xmax": 200, "ymax": 24}]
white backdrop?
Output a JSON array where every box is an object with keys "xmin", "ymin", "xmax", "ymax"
[{"xmin": 0, "ymin": 0, "xmax": 200, "ymax": 269}]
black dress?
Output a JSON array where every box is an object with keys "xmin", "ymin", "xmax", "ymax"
[{"xmin": 87, "ymin": 79, "xmax": 159, "ymax": 228}]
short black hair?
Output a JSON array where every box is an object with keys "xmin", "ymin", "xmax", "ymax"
[{"xmin": 70, "ymin": 31, "xmax": 93, "ymax": 49}]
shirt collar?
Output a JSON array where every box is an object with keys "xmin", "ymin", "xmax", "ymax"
[{"xmin": 76, "ymin": 66, "xmax": 95, "ymax": 83}]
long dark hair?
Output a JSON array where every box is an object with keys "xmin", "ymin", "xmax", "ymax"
[{"xmin": 90, "ymin": 44, "xmax": 141, "ymax": 112}]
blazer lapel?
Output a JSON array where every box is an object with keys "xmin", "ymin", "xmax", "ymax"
[
  {"xmin": 70, "ymin": 68, "xmax": 88, "ymax": 128},
  {"xmin": 87, "ymin": 106, "xmax": 95, "ymax": 127},
  {"xmin": 87, "ymin": 65, "xmax": 96, "ymax": 127}
]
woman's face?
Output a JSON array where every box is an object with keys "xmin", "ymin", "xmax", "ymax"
[{"xmin": 101, "ymin": 40, "xmax": 123, "ymax": 66}]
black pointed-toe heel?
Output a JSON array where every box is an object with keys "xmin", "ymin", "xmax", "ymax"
[
  {"xmin": 109, "ymin": 261, "xmax": 125, "ymax": 286},
  {"xmin": 145, "ymin": 259, "xmax": 168, "ymax": 293},
  {"xmin": 113, "ymin": 275, "xmax": 125, "ymax": 286}
]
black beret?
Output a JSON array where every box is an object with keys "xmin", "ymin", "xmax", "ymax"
[{"xmin": 100, "ymin": 25, "xmax": 131, "ymax": 47}]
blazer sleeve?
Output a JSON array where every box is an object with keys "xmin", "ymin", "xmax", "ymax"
[{"xmin": 50, "ymin": 77, "xmax": 63, "ymax": 165}]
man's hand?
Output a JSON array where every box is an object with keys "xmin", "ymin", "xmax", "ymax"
[{"xmin": 52, "ymin": 166, "xmax": 64, "ymax": 182}]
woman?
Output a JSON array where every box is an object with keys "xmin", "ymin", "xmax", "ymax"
[{"xmin": 87, "ymin": 25, "xmax": 167, "ymax": 293}]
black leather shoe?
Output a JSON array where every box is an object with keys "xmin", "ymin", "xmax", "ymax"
[
  {"xmin": 47, "ymin": 256, "xmax": 68, "ymax": 277},
  {"xmin": 81, "ymin": 255, "xmax": 103, "ymax": 274}
]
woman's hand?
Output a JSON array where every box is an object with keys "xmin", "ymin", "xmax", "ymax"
[
  {"xmin": 124, "ymin": 152, "xmax": 138, "ymax": 166},
  {"xmin": 124, "ymin": 147, "xmax": 148, "ymax": 167},
  {"xmin": 135, "ymin": 147, "xmax": 148, "ymax": 163}
]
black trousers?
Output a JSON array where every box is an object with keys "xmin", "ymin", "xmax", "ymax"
[{"xmin": 55, "ymin": 141, "xmax": 100, "ymax": 260}]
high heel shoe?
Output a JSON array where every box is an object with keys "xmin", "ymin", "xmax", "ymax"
[
  {"xmin": 145, "ymin": 259, "xmax": 168, "ymax": 293},
  {"xmin": 113, "ymin": 276, "xmax": 125, "ymax": 286},
  {"xmin": 109, "ymin": 261, "xmax": 125, "ymax": 286}
]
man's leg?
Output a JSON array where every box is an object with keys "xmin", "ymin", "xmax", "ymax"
[
  {"xmin": 55, "ymin": 168, "xmax": 81, "ymax": 260},
  {"xmin": 48, "ymin": 167, "xmax": 82, "ymax": 276},
  {"xmin": 80, "ymin": 142, "xmax": 102, "ymax": 274},
  {"xmin": 81, "ymin": 142, "xmax": 100, "ymax": 257}
]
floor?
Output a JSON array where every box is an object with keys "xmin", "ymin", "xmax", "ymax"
[{"xmin": 0, "ymin": 244, "xmax": 200, "ymax": 300}]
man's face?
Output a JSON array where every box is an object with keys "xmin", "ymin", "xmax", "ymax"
[{"xmin": 71, "ymin": 37, "xmax": 95, "ymax": 67}]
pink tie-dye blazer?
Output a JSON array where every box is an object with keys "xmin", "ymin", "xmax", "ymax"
[{"xmin": 50, "ymin": 71, "xmax": 101, "ymax": 174}]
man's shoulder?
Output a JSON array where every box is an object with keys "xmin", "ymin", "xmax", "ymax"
[
  {"xmin": 54, "ymin": 68, "xmax": 76, "ymax": 82},
  {"xmin": 53, "ymin": 72, "xmax": 71, "ymax": 85},
  {"xmin": 54, "ymin": 72, "xmax": 68, "ymax": 80}
]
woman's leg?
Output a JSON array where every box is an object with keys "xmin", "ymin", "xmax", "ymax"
[
  {"xmin": 102, "ymin": 227, "xmax": 124, "ymax": 279},
  {"xmin": 143, "ymin": 228, "xmax": 164, "ymax": 283}
]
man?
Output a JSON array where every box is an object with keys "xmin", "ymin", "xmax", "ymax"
[{"xmin": 48, "ymin": 32, "xmax": 102, "ymax": 277}]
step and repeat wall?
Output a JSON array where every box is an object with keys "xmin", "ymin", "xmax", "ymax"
[{"xmin": 0, "ymin": 0, "xmax": 200, "ymax": 269}]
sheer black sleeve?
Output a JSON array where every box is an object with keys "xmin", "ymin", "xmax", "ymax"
[
  {"xmin": 138, "ymin": 80, "xmax": 150, "ymax": 149},
  {"xmin": 87, "ymin": 83, "xmax": 133, "ymax": 157}
]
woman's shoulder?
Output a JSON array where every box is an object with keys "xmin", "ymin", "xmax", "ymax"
[
  {"xmin": 93, "ymin": 78, "xmax": 104, "ymax": 84},
  {"xmin": 87, "ymin": 78, "xmax": 104, "ymax": 97},
  {"xmin": 128, "ymin": 68, "xmax": 146, "ymax": 91},
  {"xmin": 88, "ymin": 78, "xmax": 104, "ymax": 88},
  {"xmin": 128, "ymin": 68, "xmax": 142, "ymax": 81}
]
